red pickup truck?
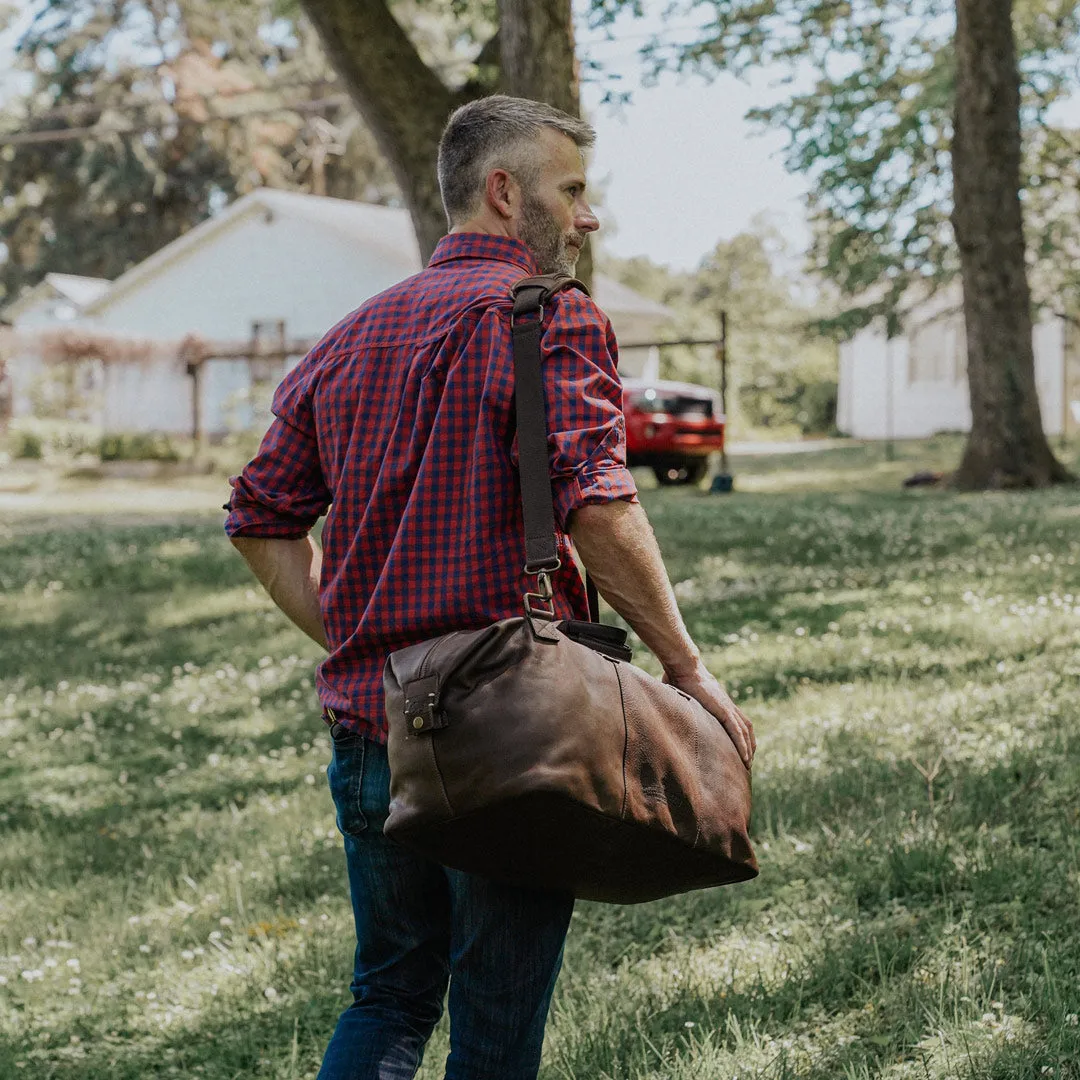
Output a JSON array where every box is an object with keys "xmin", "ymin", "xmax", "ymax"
[{"xmin": 622, "ymin": 377, "xmax": 726, "ymax": 486}]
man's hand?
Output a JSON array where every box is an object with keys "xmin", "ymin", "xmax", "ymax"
[{"xmin": 664, "ymin": 660, "xmax": 755, "ymax": 769}]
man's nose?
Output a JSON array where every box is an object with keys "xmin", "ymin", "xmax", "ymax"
[{"xmin": 576, "ymin": 202, "xmax": 600, "ymax": 234}]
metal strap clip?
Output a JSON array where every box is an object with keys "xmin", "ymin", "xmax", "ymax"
[{"xmin": 523, "ymin": 567, "xmax": 558, "ymax": 620}]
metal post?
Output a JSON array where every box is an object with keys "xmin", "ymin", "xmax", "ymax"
[
  {"xmin": 188, "ymin": 360, "xmax": 203, "ymax": 460},
  {"xmin": 1061, "ymin": 314, "xmax": 1070, "ymax": 451},
  {"xmin": 884, "ymin": 336, "xmax": 895, "ymax": 462},
  {"xmin": 710, "ymin": 310, "xmax": 734, "ymax": 493},
  {"xmin": 719, "ymin": 310, "xmax": 729, "ymax": 475}
]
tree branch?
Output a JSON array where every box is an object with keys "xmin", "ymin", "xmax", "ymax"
[
  {"xmin": 299, "ymin": 0, "xmax": 460, "ymax": 259},
  {"xmin": 461, "ymin": 30, "xmax": 502, "ymax": 96},
  {"xmin": 474, "ymin": 29, "xmax": 501, "ymax": 70}
]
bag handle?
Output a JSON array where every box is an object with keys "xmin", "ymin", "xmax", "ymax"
[{"xmin": 510, "ymin": 274, "xmax": 600, "ymax": 623}]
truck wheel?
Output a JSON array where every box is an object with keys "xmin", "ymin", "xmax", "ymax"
[{"xmin": 653, "ymin": 460, "xmax": 709, "ymax": 486}]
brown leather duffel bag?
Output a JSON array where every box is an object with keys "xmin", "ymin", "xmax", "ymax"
[{"xmin": 383, "ymin": 276, "xmax": 757, "ymax": 904}]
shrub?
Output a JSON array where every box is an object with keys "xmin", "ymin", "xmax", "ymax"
[
  {"xmin": 6, "ymin": 420, "xmax": 100, "ymax": 459},
  {"xmin": 10, "ymin": 429, "xmax": 44, "ymax": 459},
  {"xmin": 47, "ymin": 427, "xmax": 97, "ymax": 457},
  {"xmin": 738, "ymin": 360, "xmax": 838, "ymax": 435},
  {"xmin": 98, "ymin": 432, "xmax": 181, "ymax": 463}
]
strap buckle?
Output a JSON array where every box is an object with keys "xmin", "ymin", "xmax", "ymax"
[
  {"xmin": 523, "ymin": 556, "xmax": 561, "ymax": 579},
  {"xmin": 510, "ymin": 301, "xmax": 544, "ymax": 329}
]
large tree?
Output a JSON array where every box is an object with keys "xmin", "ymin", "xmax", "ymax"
[
  {"xmin": 951, "ymin": 0, "xmax": 1071, "ymax": 486},
  {"xmin": 298, "ymin": 0, "xmax": 587, "ymax": 265},
  {"xmin": 622, "ymin": 0, "xmax": 1077, "ymax": 487}
]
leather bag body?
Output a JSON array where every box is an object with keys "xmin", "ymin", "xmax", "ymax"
[
  {"xmin": 384, "ymin": 616, "xmax": 758, "ymax": 903},
  {"xmin": 382, "ymin": 275, "xmax": 758, "ymax": 904}
]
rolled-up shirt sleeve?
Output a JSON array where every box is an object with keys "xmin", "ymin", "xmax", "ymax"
[
  {"xmin": 224, "ymin": 350, "xmax": 332, "ymax": 538},
  {"xmin": 541, "ymin": 290, "xmax": 639, "ymax": 529}
]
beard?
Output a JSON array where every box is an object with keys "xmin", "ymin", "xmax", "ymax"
[{"xmin": 519, "ymin": 189, "xmax": 585, "ymax": 276}]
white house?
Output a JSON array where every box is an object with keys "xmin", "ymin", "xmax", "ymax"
[
  {"xmin": 2, "ymin": 274, "xmax": 116, "ymax": 419},
  {"xmin": 837, "ymin": 283, "xmax": 1079, "ymax": 440},
  {"xmin": 4, "ymin": 189, "xmax": 672, "ymax": 436}
]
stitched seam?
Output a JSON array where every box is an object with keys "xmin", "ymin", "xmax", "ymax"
[
  {"xmin": 691, "ymin": 717, "xmax": 702, "ymax": 848},
  {"xmin": 344, "ymin": 737, "xmax": 367, "ymax": 834},
  {"xmin": 610, "ymin": 659, "xmax": 630, "ymax": 820},
  {"xmin": 428, "ymin": 737, "xmax": 454, "ymax": 816}
]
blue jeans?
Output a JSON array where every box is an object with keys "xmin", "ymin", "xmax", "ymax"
[{"xmin": 317, "ymin": 735, "xmax": 575, "ymax": 1080}]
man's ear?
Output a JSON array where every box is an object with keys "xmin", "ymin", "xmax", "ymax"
[{"xmin": 484, "ymin": 168, "xmax": 519, "ymax": 221}]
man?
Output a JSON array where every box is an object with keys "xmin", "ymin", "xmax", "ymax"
[{"xmin": 226, "ymin": 94, "xmax": 754, "ymax": 1080}]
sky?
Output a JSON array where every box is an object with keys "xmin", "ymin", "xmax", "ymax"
[
  {"xmin": 583, "ymin": 71, "xmax": 811, "ymax": 271},
  {"xmin": 574, "ymin": 5, "xmax": 811, "ymax": 270}
]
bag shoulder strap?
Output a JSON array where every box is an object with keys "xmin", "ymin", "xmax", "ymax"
[{"xmin": 510, "ymin": 273, "xmax": 600, "ymax": 623}]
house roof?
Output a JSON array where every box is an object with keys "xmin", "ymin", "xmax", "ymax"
[
  {"xmin": 84, "ymin": 189, "xmax": 419, "ymax": 316},
  {"xmin": 257, "ymin": 188, "xmax": 420, "ymax": 263},
  {"xmin": 46, "ymin": 273, "xmax": 112, "ymax": 307},
  {"xmin": 2, "ymin": 272, "xmax": 111, "ymax": 323},
  {"xmin": 592, "ymin": 273, "xmax": 672, "ymax": 323},
  {"xmin": 83, "ymin": 188, "xmax": 673, "ymax": 325},
  {"xmin": 846, "ymin": 278, "xmax": 964, "ymax": 329}
]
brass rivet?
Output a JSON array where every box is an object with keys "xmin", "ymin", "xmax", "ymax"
[{"xmin": 411, "ymin": 716, "xmax": 425, "ymax": 730}]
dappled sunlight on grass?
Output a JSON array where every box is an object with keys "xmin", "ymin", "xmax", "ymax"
[{"xmin": 2, "ymin": 442, "xmax": 1080, "ymax": 1077}]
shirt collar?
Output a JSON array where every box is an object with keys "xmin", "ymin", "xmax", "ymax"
[{"xmin": 428, "ymin": 232, "xmax": 539, "ymax": 274}]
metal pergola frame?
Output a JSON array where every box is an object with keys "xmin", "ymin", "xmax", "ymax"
[{"xmin": 180, "ymin": 318, "xmax": 734, "ymax": 466}]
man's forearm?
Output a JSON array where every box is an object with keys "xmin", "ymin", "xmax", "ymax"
[
  {"xmin": 569, "ymin": 500, "xmax": 699, "ymax": 677},
  {"xmin": 570, "ymin": 499, "xmax": 756, "ymax": 768},
  {"xmin": 230, "ymin": 535, "xmax": 328, "ymax": 650}
]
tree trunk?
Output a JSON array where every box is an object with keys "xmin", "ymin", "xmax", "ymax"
[
  {"xmin": 299, "ymin": 0, "xmax": 464, "ymax": 262},
  {"xmin": 499, "ymin": 0, "xmax": 593, "ymax": 287},
  {"xmin": 950, "ymin": 0, "xmax": 1073, "ymax": 488},
  {"xmin": 499, "ymin": 0, "xmax": 580, "ymax": 115}
]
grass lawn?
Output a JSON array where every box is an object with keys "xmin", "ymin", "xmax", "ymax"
[{"xmin": 2, "ymin": 439, "xmax": 1080, "ymax": 1079}]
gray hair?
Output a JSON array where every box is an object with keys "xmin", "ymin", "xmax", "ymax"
[{"xmin": 437, "ymin": 95, "xmax": 595, "ymax": 225}]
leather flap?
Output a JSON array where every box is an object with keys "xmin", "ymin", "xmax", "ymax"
[
  {"xmin": 403, "ymin": 674, "xmax": 447, "ymax": 733},
  {"xmin": 559, "ymin": 620, "xmax": 633, "ymax": 662}
]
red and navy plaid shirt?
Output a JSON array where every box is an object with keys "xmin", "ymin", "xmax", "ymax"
[{"xmin": 225, "ymin": 233, "xmax": 638, "ymax": 741}]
